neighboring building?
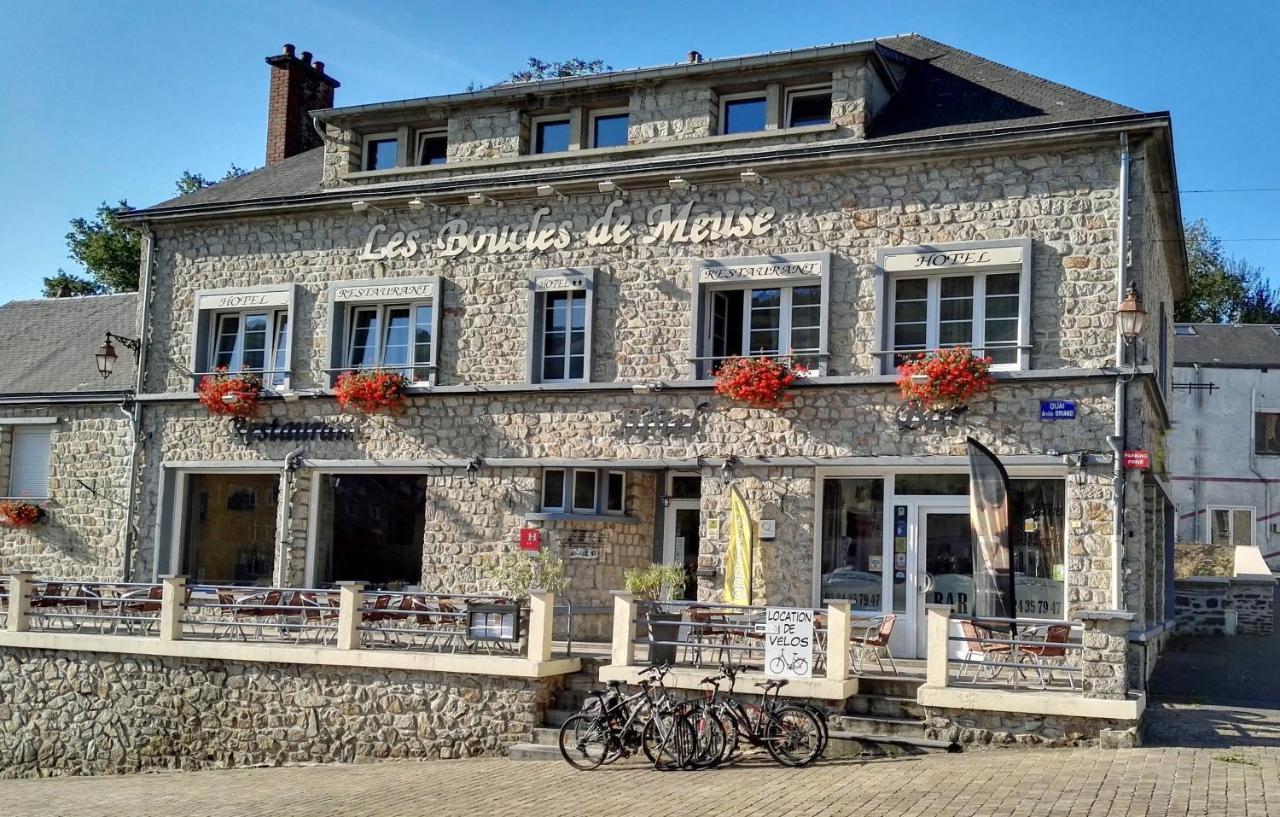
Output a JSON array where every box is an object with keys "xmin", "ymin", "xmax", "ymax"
[
  {"xmin": 77, "ymin": 34, "xmax": 1187, "ymax": 663},
  {"xmin": 1169, "ymin": 323, "xmax": 1280, "ymax": 569},
  {"xmin": 0, "ymin": 293, "xmax": 138, "ymax": 578}
]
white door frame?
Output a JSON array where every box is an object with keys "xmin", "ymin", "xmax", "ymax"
[
  {"xmin": 662, "ymin": 499, "xmax": 701, "ymax": 565},
  {"xmin": 913, "ymin": 502, "xmax": 970, "ymax": 658}
]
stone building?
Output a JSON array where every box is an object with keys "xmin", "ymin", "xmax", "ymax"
[
  {"xmin": 0, "ymin": 293, "xmax": 139, "ymax": 578},
  {"xmin": 92, "ymin": 34, "xmax": 1187, "ymax": 662}
]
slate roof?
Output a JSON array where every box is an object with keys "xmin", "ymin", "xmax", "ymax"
[
  {"xmin": 1173, "ymin": 324, "xmax": 1280, "ymax": 368},
  {"xmin": 0, "ymin": 293, "xmax": 139, "ymax": 396},
  {"xmin": 134, "ymin": 34, "xmax": 1146, "ymax": 215}
]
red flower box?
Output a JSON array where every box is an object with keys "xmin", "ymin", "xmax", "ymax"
[
  {"xmin": 713, "ymin": 356, "xmax": 806, "ymax": 409},
  {"xmin": 896, "ymin": 347, "xmax": 994, "ymax": 411},
  {"xmin": 197, "ymin": 369, "xmax": 262, "ymax": 418},
  {"xmin": 335, "ymin": 371, "xmax": 409, "ymax": 414},
  {"xmin": 0, "ymin": 500, "xmax": 44, "ymax": 527}
]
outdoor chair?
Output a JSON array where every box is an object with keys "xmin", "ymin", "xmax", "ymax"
[
  {"xmin": 849, "ymin": 614, "xmax": 898, "ymax": 675},
  {"xmin": 957, "ymin": 619, "xmax": 1012, "ymax": 683},
  {"xmin": 361, "ymin": 593, "xmax": 395, "ymax": 646},
  {"xmin": 299, "ymin": 591, "xmax": 339, "ymax": 645},
  {"xmin": 117, "ymin": 585, "xmax": 164, "ymax": 635},
  {"xmin": 236, "ymin": 589, "xmax": 285, "ymax": 640},
  {"xmin": 30, "ymin": 583, "xmax": 65, "ymax": 630},
  {"xmin": 1019, "ymin": 624, "xmax": 1076, "ymax": 690}
]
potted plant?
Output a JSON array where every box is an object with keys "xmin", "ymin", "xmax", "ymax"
[
  {"xmin": 713, "ymin": 355, "xmax": 806, "ymax": 409},
  {"xmin": 334, "ymin": 370, "xmax": 409, "ymax": 414},
  {"xmin": 478, "ymin": 550, "xmax": 571, "ymax": 649},
  {"xmin": 0, "ymin": 500, "xmax": 44, "ymax": 528},
  {"xmin": 895, "ymin": 346, "xmax": 994, "ymax": 413},
  {"xmin": 624, "ymin": 563, "xmax": 688, "ymax": 665},
  {"xmin": 197, "ymin": 368, "xmax": 262, "ymax": 418}
]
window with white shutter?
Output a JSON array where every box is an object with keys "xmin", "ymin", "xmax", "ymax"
[{"xmin": 8, "ymin": 427, "xmax": 51, "ymax": 498}]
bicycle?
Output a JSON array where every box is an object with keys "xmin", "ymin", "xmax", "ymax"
[
  {"xmin": 557, "ymin": 664, "xmax": 695, "ymax": 771},
  {"xmin": 768, "ymin": 653, "xmax": 810, "ymax": 676},
  {"xmin": 693, "ymin": 664, "xmax": 826, "ymax": 767}
]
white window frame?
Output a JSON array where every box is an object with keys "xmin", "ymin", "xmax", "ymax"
[
  {"xmin": 540, "ymin": 467, "xmax": 623, "ymax": 516},
  {"xmin": 362, "ymin": 132, "xmax": 400, "ymax": 172},
  {"xmin": 7, "ymin": 426, "xmax": 51, "ymax": 499},
  {"xmin": 531, "ymin": 113, "xmax": 572, "ymax": 155},
  {"xmin": 876, "ymin": 240, "xmax": 1033, "ymax": 374},
  {"xmin": 605, "ymin": 471, "xmax": 627, "ymax": 515},
  {"xmin": 192, "ymin": 285, "xmax": 297, "ymax": 391},
  {"xmin": 784, "ymin": 84, "xmax": 833, "ymax": 128},
  {"xmin": 208, "ymin": 310, "xmax": 290, "ymax": 386},
  {"xmin": 415, "ymin": 128, "xmax": 448, "ymax": 166},
  {"xmin": 719, "ymin": 91, "xmax": 769, "ymax": 135},
  {"xmin": 588, "ymin": 107, "xmax": 630, "ymax": 149},
  {"xmin": 326, "ymin": 277, "xmax": 442, "ymax": 387},
  {"xmin": 571, "ymin": 470, "xmax": 598, "ymax": 513},
  {"xmin": 540, "ymin": 469, "xmax": 568, "ymax": 513},
  {"xmin": 343, "ymin": 302, "xmax": 436, "ymax": 382},
  {"xmin": 527, "ymin": 269, "xmax": 594, "ymax": 384},
  {"xmin": 1206, "ymin": 506, "xmax": 1255, "ymax": 546}
]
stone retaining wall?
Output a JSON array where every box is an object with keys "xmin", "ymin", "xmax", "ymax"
[
  {"xmin": 1173, "ymin": 576, "xmax": 1276, "ymax": 636},
  {"xmin": 0, "ymin": 647, "xmax": 559, "ymax": 779},
  {"xmin": 922, "ymin": 708, "xmax": 1136, "ymax": 749}
]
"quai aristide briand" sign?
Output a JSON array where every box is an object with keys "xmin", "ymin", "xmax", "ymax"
[{"xmin": 359, "ymin": 198, "xmax": 778, "ymax": 261}]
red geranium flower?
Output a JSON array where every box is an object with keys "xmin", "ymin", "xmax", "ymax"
[
  {"xmin": 334, "ymin": 370, "xmax": 409, "ymax": 414},
  {"xmin": 197, "ymin": 368, "xmax": 262, "ymax": 418},
  {"xmin": 896, "ymin": 347, "xmax": 993, "ymax": 410},
  {"xmin": 714, "ymin": 356, "xmax": 806, "ymax": 409}
]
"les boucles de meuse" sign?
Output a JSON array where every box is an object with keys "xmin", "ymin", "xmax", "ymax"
[{"xmin": 359, "ymin": 198, "xmax": 778, "ymax": 261}]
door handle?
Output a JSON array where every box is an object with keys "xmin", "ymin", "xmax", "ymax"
[{"xmin": 919, "ymin": 573, "xmax": 935, "ymax": 595}]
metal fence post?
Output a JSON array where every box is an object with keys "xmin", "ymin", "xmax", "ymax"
[
  {"xmin": 824, "ymin": 600, "xmax": 851, "ymax": 680},
  {"xmin": 526, "ymin": 590, "xmax": 555, "ymax": 662},
  {"xmin": 6, "ymin": 571, "xmax": 35, "ymax": 633},
  {"xmin": 610, "ymin": 591, "xmax": 636, "ymax": 667},
  {"xmin": 336, "ymin": 581, "xmax": 365, "ymax": 650},
  {"xmin": 159, "ymin": 575, "xmax": 187, "ymax": 641},
  {"xmin": 925, "ymin": 604, "xmax": 953, "ymax": 688}
]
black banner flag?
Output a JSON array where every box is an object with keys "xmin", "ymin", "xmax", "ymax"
[{"xmin": 966, "ymin": 437, "xmax": 1015, "ymax": 622}]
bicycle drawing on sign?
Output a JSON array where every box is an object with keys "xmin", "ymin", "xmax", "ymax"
[{"xmin": 764, "ymin": 607, "xmax": 814, "ymax": 680}]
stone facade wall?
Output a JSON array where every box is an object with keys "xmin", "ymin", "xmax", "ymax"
[
  {"xmin": 321, "ymin": 124, "xmax": 361, "ymax": 187},
  {"xmin": 1174, "ymin": 576, "xmax": 1276, "ymax": 636},
  {"xmin": 1231, "ymin": 578, "xmax": 1275, "ymax": 636},
  {"xmin": 0, "ymin": 647, "xmax": 557, "ymax": 778},
  {"xmin": 0, "ymin": 406, "xmax": 132, "ymax": 580},
  {"xmin": 829, "ymin": 64, "xmax": 870, "ymax": 138},
  {"xmin": 923, "ymin": 707, "xmax": 1134, "ymax": 749},
  {"xmin": 446, "ymin": 107, "xmax": 524, "ymax": 162},
  {"xmin": 628, "ymin": 82, "xmax": 715, "ymax": 143}
]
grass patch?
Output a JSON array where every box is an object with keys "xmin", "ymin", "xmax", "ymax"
[{"xmin": 1214, "ymin": 752, "xmax": 1260, "ymax": 767}]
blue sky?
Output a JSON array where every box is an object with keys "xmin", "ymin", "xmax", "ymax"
[{"xmin": 1, "ymin": 0, "xmax": 1277, "ymax": 304}]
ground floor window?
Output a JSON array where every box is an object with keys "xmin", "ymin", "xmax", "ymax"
[
  {"xmin": 819, "ymin": 478, "xmax": 885, "ymax": 611},
  {"xmin": 180, "ymin": 473, "xmax": 279, "ymax": 584},
  {"xmin": 314, "ymin": 474, "xmax": 426, "ymax": 589}
]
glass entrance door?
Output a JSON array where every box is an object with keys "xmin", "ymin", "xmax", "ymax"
[
  {"xmin": 662, "ymin": 502, "xmax": 700, "ymax": 601},
  {"xmin": 915, "ymin": 510, "xmax": 974, "ymax": 656}
]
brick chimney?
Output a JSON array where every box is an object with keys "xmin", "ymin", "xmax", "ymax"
[{"xmin": 264, "ymin": 43, "xmax": 340, "ymax": 166}]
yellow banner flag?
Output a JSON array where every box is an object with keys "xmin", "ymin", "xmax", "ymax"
[{"xmin": 723, "ymin": 485, "xmax": 753, "ymax": 605}]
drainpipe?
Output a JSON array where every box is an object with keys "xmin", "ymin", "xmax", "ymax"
[
  {"xmin": 1250, "ymin": 387, "xmax": 1271, "ymax": 545},
  {"xmin": 277, "ymin": 446, "xmax": 306, "ymax": 585},
  {"xmin": 1111, "ymin": 132, "xmax": 1131, "ymax": 611},
  {"xmin": 119, "ymin": 225, "xmax": 155, "ymax": 581},
  {"xmin": 1192, "ymin": 364, "xmax": 1203, "ymax": 542}
]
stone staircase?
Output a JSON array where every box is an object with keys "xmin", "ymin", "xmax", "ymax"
[{"xmin": 508, "ymin": 661, "xmax": 958, "ymax": 761}]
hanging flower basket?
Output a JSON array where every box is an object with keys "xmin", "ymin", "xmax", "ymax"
[
  {"xmin": 896, "ymin": 347, "xmax": 994, "ymax": 412},
  {"xmin": 0, "ymin": 500, "xmax": 44, "ymax": 527},
  {"xmin": 335, "ymin": 370, "xmax": 409, "ymax": 415},
  {"xmin": 197, "ymin": 369, "xmax": 262, "ymax": 418},
  {"xmin": 714, "ymin": 356, "xmax": 806, "ymax": 409}
]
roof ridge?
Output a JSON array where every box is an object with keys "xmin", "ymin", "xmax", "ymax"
[{"xmin": 1, "ymin": 291, "xmax": 138, "ymax": 308}]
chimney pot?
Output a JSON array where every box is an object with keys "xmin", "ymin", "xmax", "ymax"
[
  {"xmin": 687, "ymin": 50, "xmax": 702, "ymax": 64},
  {"xmin": 301, "ymin": 51, "xmax": 313, "ymax": 65},
  {"xmin": 282, "ymin": 43, "xmax": 295, "ymax": 57},
  {"xmin": 314, "ymin": 60, "xmax": 325, "ymax": 73}
]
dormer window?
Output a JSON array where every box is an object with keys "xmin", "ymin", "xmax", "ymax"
[
  {"xmin": 720, "ymin": 93, "xmax": 768, "ymax": 135},
  {"xmin": 533, "ymin": 115, "xmax": 571, "ymax": 154},
  {"xmin": 415, "ymin": 129, "xmax": 447, "ymax": 165},
  {"xmin": 786, "ymin": 86, "xmax": 832, "ymax": 127},
  {"xmin": 589, "ymin": 109, "xmax": 629, "ymax": 148},
  {"xmin": 363, "ymin": 133, "xmax": 398, "ymax": 171}
]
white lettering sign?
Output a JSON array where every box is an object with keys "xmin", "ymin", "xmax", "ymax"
[
  {"xmin": 764, "ymin": 607, "xmax": 814, "ymax": 679},
  {"xmin": 197, "ymin": 290, "xmax": 290, "ymax": 310},
  {"xmin": 534, "ymin": 275, "xmax": 588, "ymax": 292},
  {"xmin": 334, "ymin": 283, "xmax": 435, "ymax": 303},
  {"xmin": 883, "ymin": 246, "xmax": 1023, "ymax": 272},
  {"xmin": 698, "ymin": 260, "xmax": 823, "ymax": 283},
  {"xmin": 357, "ymin": 198, "xmax": 778, "ymax": 261}
]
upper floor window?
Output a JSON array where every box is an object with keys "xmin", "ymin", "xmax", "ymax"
[
  {"xmin": 720, "ymin": 93, "xmax": 767, "ymax": 135},
  {"xmin": 528, "ymin": 269, "xmax": 594, "ymax": 383},
  {"xmin": 363, "ymin": 133, "xmax": 399, "ymax": 171},
  {"xmin": 690, "ymin": 253, "xmax": 830, "ymax": 379},
  {"xmin": 327, "ymin": 277, "xmax": 441, "ymax": 386},
  {"xmin": 1256, "ymin": 412, "xmax": 1280, "ymax": 454},
  {"xmin": 786, "ymin": 85, "xmax": 832, "ymax": 127},
  {"xmin": 7, "ymin": 426, "xmax": 51, "ymax": 499},
  {"xmin": 533, "ymin": 115, "xmax": 571, "ymax": 154},
  {"xmin": 879, "ymin": 242, "xmax": 1031, "ymax": 373},
  {"xmin": 1208, "ymin": 506, "xmax": 1254, "ymax": 546},
  {"xmin": 590, "ymin": 109, "xmax": 629, "ymax": 149},
  {"xmin": 192, "ymin": 286, "xmax": 296, "ymax": 389},
  {"xmin": 415, "ymin": 129, "xmax": 447, "ymax": 165}
]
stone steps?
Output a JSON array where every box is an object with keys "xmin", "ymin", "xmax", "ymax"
[
  {"xmin": 855, "ymin": 674, "xmax": 926, "ymax": 699},
  {"xmin": 825, "ymin": 731, "xmax": 960, "ymax": 758},
  {"xmin": 507, "ymin": 743, "xmax": 561, "ymax": 762},
  {"xmin": 829, "ymin": 714, "xmax": 928, "ymax": 739},
  {"xmin": 543, "ymin": 708, "xmax": 576, "ymax": 728},
  {"xmin": 844, "ymin": 694, "xmax": 924, "ymax": 720}
]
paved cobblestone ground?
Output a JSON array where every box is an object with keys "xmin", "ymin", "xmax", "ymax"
[{"xmin": 6, "ymin": 748, "xmax": 1280, "ymax": 817}]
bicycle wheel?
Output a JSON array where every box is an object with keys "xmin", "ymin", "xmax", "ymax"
[
  {"xmin": 716, "ymin": 705, "xmax": 742, "ymax": 763},
  {"xmin": 763, "ymin": 705, "xmax": 823, "ymax": 767},
  {"xmin": 558, "ymin": 713, "xmax": 612, "ymax": 771},
  {"xmin": 686, "ymin": 706, "xmax": 728, "ymax": 769},
  {"xmin": 768, "ymin": 655, "xmax": 786, "ymax": 675},
  {"xmin": 642, "ymin": 712, "xmax": 696, "ymax": 771}
]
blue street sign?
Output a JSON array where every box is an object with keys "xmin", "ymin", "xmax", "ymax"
[{"xmin": 1039, "ymin": 400, "xmax": 1076, "ymax": 420}]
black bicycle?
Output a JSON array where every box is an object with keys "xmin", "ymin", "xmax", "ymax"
[
  {"xmin": 693, "ymin": 664, "xmax": 826, "ymax": 767},
  {"xmin": 558, "ymin": 664, "xmax": 695, "ymax": 771}
]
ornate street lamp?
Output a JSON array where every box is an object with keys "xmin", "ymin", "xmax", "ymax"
[
  {"xmin": 95, "ymin": 332, "xmax": 141, "ymax": 380},
  {"xmin": 1115, "ymin": 283, "xmax": 1148, "ymax": 345}
]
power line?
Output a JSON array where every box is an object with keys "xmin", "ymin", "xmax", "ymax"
[{"xmin": 1180, "ymin": 187, "xmax": 1280, "ymax": 193}]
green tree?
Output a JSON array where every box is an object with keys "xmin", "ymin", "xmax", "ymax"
[
  {"xmin": 1174, "ymin": 218, "xmax": 1279, "ymax": 323},
  {"xmin": 174, "ymin": 164, "xmax": 249, "ymax": 196},
  {"xmin": 41, "ymin": 269, "xmax": 107, "ymax": 298},
  {"xmin": 506, "ymin": 57, "xmax": 612, "ymax": 83}
]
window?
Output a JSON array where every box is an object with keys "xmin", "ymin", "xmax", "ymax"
[
  {"xmin": 8, "ymin": 427, "xmax": 51, "ymax": 498},
  {"xmin": 1173, "ymin": 325, "xmax": 1197, "ymax": 336},
  {"xmin": 363, "ymin": 133, "xmax": 399, "ymax": 171},
  {"xmin": 415, "ymin": 129, "xmax": 447, "ymax": 165},
  {"xmin": 720, "ymin": 93, "xmax": 767, "ymax": 135},
  {"xmin": 193, "ymin": 287, "xmax": 295, "ymax": 389},
  {"xmin": 692, "ymin": 254, "xmax": 829, "ymax": 379},
  {"xmin": 541, "ymin": 468, "xmax": 626, "ymax": 515},
  {"xmin": 786, "ymin": 86, "xmax": 832, "ymax": 127},
  {"xmin": 1257, "ymin": 412, "xmax": 1280, "ymax": 454},
  {"xmin": 533, "ymin": 116, "xmax": 571, "ymax": 154},
  {"xmin": 590, "ymin": 109, "xmax": 629, "ymax": 148},
  {"xmin": 178, "ymin": 473, "xmax": 278, "ymax": 584},
  {"xmin": 881, "ymin": 242, "xmax": 1031, "ymax": 372},
  {"xmin": 328, "ymin": 277, "xmax": 441, "ymax": 386},
  {"xmin": 1209, "ymin": 507, "xmax": 1254, "ymax": 546},
  {"xmin": 819, "ymin": 478, "xmax": 885, "ymax": 611},
  {"xmin": 529, "ymin": 270, "xmax": 594, "ymax": 383}
]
